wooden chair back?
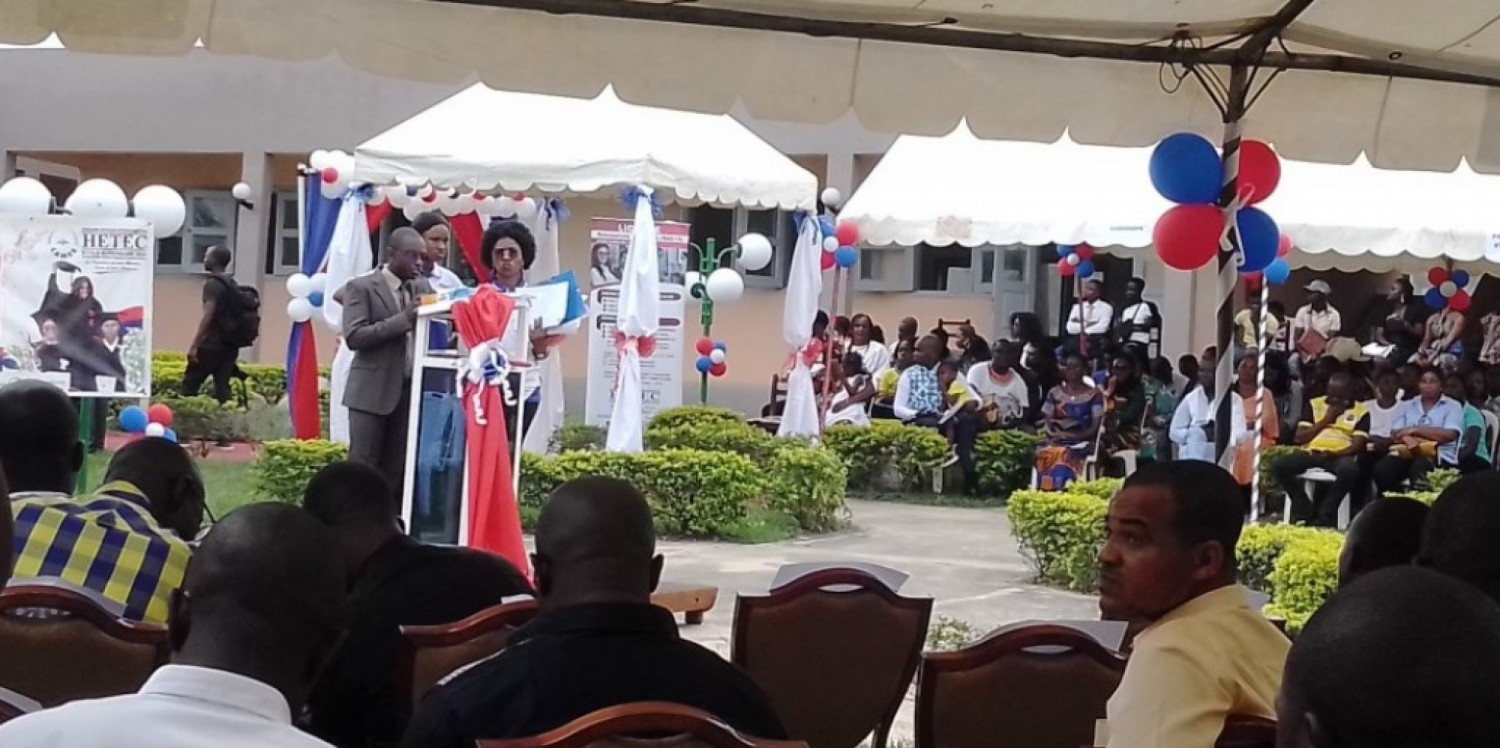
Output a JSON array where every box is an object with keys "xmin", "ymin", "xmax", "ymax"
[
  {"xmin": 1216, "ymin": 715, "xmax": 1277, "ymax": 748},
  {"xmin": 915, "ymin": 624, "xmax": 1126, "ymax": 748},
  {"xmin": 0, "ymin": 585, "xmax": 169, "ymax": 707},
  {"xmin": 478, "ymin": 702, "xmax": 808, "ymax": 748},
  {"xmin": 732, "ymin": 567, "xmax": 932, "ymax": 748},
  {"xmin": 397, "ymin": 598, "xmax": 538, "ymax": 714}
]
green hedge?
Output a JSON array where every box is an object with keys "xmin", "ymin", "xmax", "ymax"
[
  {"xmin": 1008, "ymin": 482, "xmax": 1344, "ymax": 634},
  {"xmin": 645, "ymin": 419, "xmax": 782, "ymax": 463},
  {"xmin": 824, "ymin": 422, "xmax": 948, "ymax": 492},
  {"xmin": 974, "ymin": 430, "xmax": 1043, "ymax": 497},
  {"xmin": 153, "ymin": 352, "xmax": 289, "ymax": 404},
  {"xmin": 252, "ymin": 439, "xmax": 349, "ymax": 503}
]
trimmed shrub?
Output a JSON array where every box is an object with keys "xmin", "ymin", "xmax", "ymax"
[
  {"xmin": 766, "ymin": 444, "xmax": 849, "ymax": 533},
  {"xmin": 1237, "ymin": 523, "xmax": 1330, "ymax": 592},
  {"xmin": 1266, "ymin": 531, "xmax": 1343, "ymax": 633},
  {"xmin": 156, "ymin": 395, "xmax": 237, "ymax": 443},
  {"xmin": 973, "ymin": 430, "xmax": 1042, "ymax": 498},
  {"xmin": 1007, "ymin": 487, "xmax": 1109, "ymax": 592},
  {"xmin": 824, "ymin": 421, "xmax": 948, "ymax": 491},
  {"xmin": 1258, "ymin": 444, "xmax": 1302, "ymax": 505},
  {"xmin": 647, "ymin": 406, "xmax": 744, "ymax": 432},
  {"xmin": 548, "ymin": 421, "xmax": 607, "ymax": 453},
  {"xmin": 645, "ymin": 420, "xmax": 780, "ymax": 463},
  {"xmin": 252, "ymin": 439, "xmax": 348, "ymax": 503}
]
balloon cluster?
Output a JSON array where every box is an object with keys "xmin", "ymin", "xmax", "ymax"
[
  {"xmin": 1055, "ymin": 244, "xmax": 1096, "ymax": 279},
  {"xmin": 309, "ymin": 150, "xmax": 358, "ymax": 200},
  {"xmin": 817, "ymin": 216, "xmax": 860, "ymax": 272},
  {"xmin": 694, "ymin": 338, "xmax": 729, "ymax": 377},
  {"xmin": 1149, "ymin": 133, "xmax": 1282, "ymax": 275},
  {"xmin": 0, "ymin": 176, "xmax": 187, "ymax": 235},
  {"xmin": 119, "ymin": 403, "xmax": 177, "ymax": 443},
  {"xmin": 285, "ymin": 272, "xmax": 330, "ymax": 324},
  {"xmin": 1425, "ymin": 267, "xmax": 1472, "ymax": 312}
]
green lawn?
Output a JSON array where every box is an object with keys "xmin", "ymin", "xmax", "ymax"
[{"xmin": 83, "ymin": 452, "xmax": 264, "ymax": 519}]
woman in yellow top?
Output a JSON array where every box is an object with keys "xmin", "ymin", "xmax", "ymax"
[
  {"xmin": 1233, "ymin": 296, "xmax": 1281, "ymax": 352},
  {"xmin": 870, "ymin": 339, "xmax": 915, "ymax": 419}
]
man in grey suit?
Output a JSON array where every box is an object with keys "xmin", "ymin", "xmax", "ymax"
[{"xmin": 342, "ymin": 228, "xmax": 432, "ymax": 507}]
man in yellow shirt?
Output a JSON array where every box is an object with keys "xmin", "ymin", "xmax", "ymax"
[
  {"xmin": 1098, "ymin": 461, "xmax": 1289, "ymax": 748},
  {"xmin": 1268, "ymin": 372, "xmax": 1369, "ymax": 525}
]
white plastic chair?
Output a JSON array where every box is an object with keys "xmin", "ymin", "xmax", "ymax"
[
  {"xmin": 1483, "ymin": 410, "xmax": 1499, "ymax": 466},
  {"xmin": 1291, "ymin": 468, "xmax": 1352, "ymax": 530}
]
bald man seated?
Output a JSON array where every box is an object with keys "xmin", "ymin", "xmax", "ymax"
[
  {"xmin": 401, "ymin": 477, "xmax": 786, "ymax": 748},
  {"xmin": 0, "ymin": 503, "xmax": 346, "ymax": 747}
]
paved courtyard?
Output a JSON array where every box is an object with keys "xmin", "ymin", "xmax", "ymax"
[{"xmin": 660, "ymin": 498, "xmax": 1100, "ymax": 743}]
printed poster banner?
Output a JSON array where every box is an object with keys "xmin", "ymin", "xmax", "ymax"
[
  {"xmin": 0, "ymin": 215, "xmax": 154, "ymax": 398},
  {"xmin": 585, "ymin": 217, "xmax": 687, "ymax": 427}
]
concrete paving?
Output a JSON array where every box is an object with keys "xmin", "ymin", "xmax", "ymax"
[{"xmin": 661, "ymin": 498, "xmax": 1100, "ymax": 744}]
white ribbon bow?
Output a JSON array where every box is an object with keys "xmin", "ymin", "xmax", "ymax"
[{"xmin": 459, "ymin": 338, "xmax": 515, "ymax": 426}]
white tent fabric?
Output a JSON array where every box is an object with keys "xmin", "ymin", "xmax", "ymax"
[
  {"xmin": 776, "ymin": 215, "xmax": 824, "ymax": 439},
  {"xmin": 320, "ymin": 194, "xmax": 374, "ymax": 446},
  {"xmin": 605, "ymin": 190, "xmax": 661, "ymax": 454},
  {"xmin": 354, "ymin": 84, "xmax": 817, "ymax": 210},
  {"xmin": 10, "ymin": 0, "xmax": 1500, "ymax": 172},
  {"xmin": 842, "ymin": 125, "xmax": 1500, "ymax": 272},
  {"xmin": 520, "ymin": 203, "xmax": 565, "ymax": 455}
]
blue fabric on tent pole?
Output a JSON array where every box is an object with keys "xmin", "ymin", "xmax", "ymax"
[
  {"xmin": 286, "ymin": 183, "xmax": 343, "ymax": 412},
  {"xmin": 415, "ymin": 390, "xmax": 467, "ymax": 518}
]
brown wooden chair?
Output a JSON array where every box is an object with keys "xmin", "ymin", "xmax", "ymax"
[
  {"xmin": 396, "ymin": 597, "xmax": 538, "ymax": 716},
  {"xmin": 0, "ymin": 585, "xmax": 169, "ymax": 707},
  {"xmin": 1217, "ymin": 715, "xmax": 1277, "ymax": 748},
  {"xmin": 732, "ymin": 567, "xmax": 932, "ymax": 748},
  {"xmin": 477, "ymin": 702, "xmax": 808, "ymax": 748},
  {"xmin": 915, "ymin": 623, "xmax": 1126, "ymax": 748}
]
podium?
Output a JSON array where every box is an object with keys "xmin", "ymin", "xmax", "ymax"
[{"xmin": 400, "ymin": 294, "xmax": 532, "ymax": 546}]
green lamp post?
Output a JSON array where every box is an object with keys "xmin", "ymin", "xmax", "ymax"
[{"xmin": 686, "ymin": 232, "xmax": 775, "ymax": 403}]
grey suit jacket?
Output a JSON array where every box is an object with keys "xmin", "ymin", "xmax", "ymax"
[{"xmin": 341, "ymin": 270, "xmax": 433, "ymax": 416}]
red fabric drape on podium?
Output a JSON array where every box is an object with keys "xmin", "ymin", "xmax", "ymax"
[
  {"xmin": 451, "ymin": 286, "xmax": 528, "ymax": 576},
  {"xmin": 450, "ymin": 212, "xmax": 489, "ymax": 283}
]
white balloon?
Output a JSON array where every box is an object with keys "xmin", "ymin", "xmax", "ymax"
[
  {"xmin": 65, "ymin": 178, "xmax": 129, "ymax": 218},
  {"xmin": 402, "ymin": 202, "xmax": 427, "ymax": 222},
  {"xmin": 309, "ymin": 150, "xmax": 332, "ymax": 170},
  {"xmin": 308, "ymin": 273, "xmax": 328, "ymax": 295},
  {"xmin": 385, "ymin": 185, "xmax": 411, "ymax": 209},
  {"xmin": 685, "ymin": 271, "xmax": 702, "ymax": 289},
  {"xmin": 330, "ymin": 151, "xmax": 356, "ymax": 179},
  {"xmin": 455, "ymin": 192, "xmax": 478, "ymax": 215},
  {"xmin": 286, "ymin": 272, "xmax": 312, "ymax": 298},
  {"xmin": 820, "ymin": 187, "xmax": 844, "ymax": 209},
  {"xmin": 130, "ymin": 185, "xmax": 186, "ymax": 236},
  {"xmin": 493, "ymin": 196, "xmax": 520, "ymax": 218},
  {"xmin": 0, "ymin": 176, "xmax": 53, "ymax": 215},
  {"xmin": 709, "ymin": 348, "xmax": 726, "ymax": 365},
  {"xmin": 364, "ymin": 187, "xmax": 387, "ymax": 207},
  {"xmin": 231, "ymin": 181, "xmax": 254, "ymax": 201},
  {"xmin": 737, "ymin": 232, "xmax": 774, "ymax": 271},
  {"xmin": 417, "ymin": 184, "xmax": 435, "ymax": 199},
  {"xmin": 145, "ymin": 422, "xmax": 167, "ymax": 438},
  {"xmin": 1066, "ymin": 253, "xmax": 1081, "ymax": 266},
  {"xmin": 705, "ymin": 268, "xmax": 744, "ymax": 305},
  {"xmin": 435, "ymin": 191, "xmax": 461, "ymax": 215},
  {"xmin": 320, "ymin": 179, "xmax": 343, "ymax": 200},
  {"xmin": 1440, "ymin": 280, "xmax": 1458, "ymax": 297},
  {"xmin": 515, "ymin": 197, "xmax": 539, "ymax": 223},
  {"xmin": 286, "ymin": 297, "xmax": 314, "ymax": 322}
]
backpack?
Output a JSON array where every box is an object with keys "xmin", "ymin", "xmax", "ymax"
[{"xmin": 212, "ymin": 276, "xmax": 261, "ymax": 348}]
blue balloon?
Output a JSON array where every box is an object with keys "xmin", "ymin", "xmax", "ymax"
[
  {"xmin": 1149, "ymin": 133, "xmax": 1223, "ymax": 204},
  {"xmin": 1453, "ymin": 269, "xmax": 1471, "ymax": 288},
  {"xmin": 819, "ymin": 216, "xmax": 836, "ymax": 237},
  {"xmin": 1263, "ymin": 258, "xmax": 1291, "ymax": 285},
  {"xmin": 307, "ymin": 290, "xmax": 325, "ymax": 308},
  {"xmin": 1076, "ymin": 259, "xmax": 1095, "ymax": 278},
  {"xmin": 1236, "ymin": 207, "xmax": 1279, "ymax": 273},
  {"xmin": 712, "ymin": 341, "xmax": 727, "ymax": 352},
  {"xmin": 162, "ymin": 428, "xmax": 178, "ymax": 444},
  {"xmin": 695, "ymin": 356, "xmax": 713, "ymax": 374},
  {"xmin": 834, "ymin": 246, "xmax": 859, "ymax": 269},
  {"xmin": 1055, "ymin": 244, "xmax": 1076, "ymax": 258},
  {"xmin": 118, "ymin": 405, "xmax": 148, "ymax": 434},
  {"xmin": 1426, "ymin": 287, "xmax": 1447, "ymax": 310}
]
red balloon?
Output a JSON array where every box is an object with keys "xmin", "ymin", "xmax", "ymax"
[
  {"xmin": 1074, "ymin": 244, "xmax": 1095, "ymax": 261},
  {"xmin": 1451, "ymin": 289, "xmax": 1472, "ymax": 312},
  {"xmin": 834, "ymin": 221, "xmax": 860, "ymax": 247},
  {"xmin": 1242, "ymin": 272, "xmax": 1263, "ymax": 286},
  {"xmin": 821, "ymin": 251, "xmax": 836, "ymax": 271},
  {"xmin": 1427, "ymin": 267, "xmax": 1449, "ymax": 286},
  {"xmin": 320, "ymin": 168, "xmax": 339, "ymax": 185},
  {"xmin": 709, "ymin": 362, "xmax": 727, "ymax": 377},
  {"xmin": 1058, "ymin": 260, "xmax": 1077, "ymax": 277},
  {"xmin": 1153, "ymin": 205, "xmax": 1225, "ymax": 271},
  {"xmin": 1239, "ymin": 140, "xmax": 1280, "ymax": 205},
  {"xmin": 695, "ymin": 337, "xmax": 714, "ymax": 356},
  {"xmin": 147, "ymin": 403, "xmax": 174, "ymax": 428},
  {"xmin": 1277, "ymin": 234, "xmax": 1292, "ymax": 258}
]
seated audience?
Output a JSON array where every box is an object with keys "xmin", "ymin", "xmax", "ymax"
[
  {"xmin": 1397, "ymin": 362, "xmax": 1421, "ymax": 401},
  {"xmin": 892, "ymin": 336, "xmax": 946, "ymax": 425},
  {"xmin": 953, "ymin": 323, "xmax": 991, "ymax": 371},
  {"xmin": 1064, "ymin": 280, "xmax": 1113, "ymax": 358},
  {"xmin": 0, "ymin": 503, "xmax": 346, "ymax": 747},
  {"xmin": 846, "ymin": 313, "xmax": 890, "ymax": 376},
  {"xmin": 1099, "ymin": 353, "xmax": 1149, "ymax": 468},
  {"xmin": 1337, "ymin": 496, "xmax": 1429, "ymax": 587},
  {"xmin": 401, "ymin": 477, "xmax": 786, "ymax": 747},
  {"xmin": 823, "ymin": 352, "xmax": 875, "ymax": 429},
  {"xmin": 1230, "ymin": 351, "xmax": 1278, "ymax": 513},
  {"xmin": 1269, "ymin": 372, "xmax": 1368, "ymax": 526},
  {"xmin": 870, "ymin": 339, "xmax": 915, "ymax": 420},
  {"xmin": 966, "ymin": 340, "xmax": 1031, "ymax": 430},
  {"xmin": 1486, "ymin": 366, "xmax": 1500, "ymax": 417},
  {"xmin": 1277, "ymin": 567, "xmax": 1500, "ymax": 748},
  {"xmin": 1174, "ymin": 353, "xmax": 1199, "ymax": 398},
  {"xmin": 1413, "ymin": 301, "xmax": 1466, "ymax": 369},
  {"xmin": 1264, "ymin": 352, "xmax": 1303, "ymax": 444},
  {"xmin": 302, "ymin": 462, "xmax": 533, "ymax": 748},
  {"xmin": 1374, "ymin": 276, "xmax": 1429, "ymax": 365},
  {"xmin": 1098, "ymin": 462, "xmax": 1288, "ymax": 748},
  {"xmin": 934, "ymin": 359, "xmax": 981, "ymax": 495},
  {"xmin": 1291, "ymin": 280, "xmax": 1341, "ymax": 371},
  {"xmin": 0, "ymin": 465, "xmax": 9, "ymax": 586},
  {"xmin": 1, "ymin": 381, "xmax": 199, "ymax": 623},
  {"xmin": 1417, "ymin": 471, "xmax": 1500, "ymax": 604},
  {"xmin": 1141, "ymin": 356, "xmax": 1177, "ymax": 461},
  {"xmin": 1033, "ymin": 354, "xmax": 1104, "ymax": 491},
  {"xmin": 1169, "ymin": 350, "xmax": 1217, "ymax": 462},
  {"xmin": 1372, "ymin": 367, "xmax": 1463, "ymax": 497},
  {"xmin": 1443, "ymin": 370, "xmax": 1492, "ymax": 473}
]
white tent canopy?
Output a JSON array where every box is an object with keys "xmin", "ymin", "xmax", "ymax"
[
  {"xmin": 841, "ymin": 125, "xmax": 1500, "ymax": 273},
  {"xmin": 8, "ymin": 0, "xmax": 1500, "ymax": 172},
  {"xmin": 353, "ymin": 84, "xmax": 817, "ymax": 210}
]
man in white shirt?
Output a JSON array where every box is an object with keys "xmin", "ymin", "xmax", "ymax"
[
  {"xmin": 1292, "ymin": 279, "xmax": 1342, "ymax": 366},
  {"xmin": 1114, "ymin": 277, "xmax": 1159, "ymax": 360},
  {"xmin": 1170, "ymin": 350, "xmax": 1218, "ymax": 462},
  {"xmin": 966, "ymin": 339, "xmax": 1031, "ymax": 428},
  {"xmin": 0, "ymin": 503, "xmax": 347, "ymax": 747},
  {"xmin": 1066, "ymin": 280, "xmax": 1114, "ymax": 338},
  {"xmin": 1099, "ymin": 462, "xmax": 1289, "ymax": 748}
]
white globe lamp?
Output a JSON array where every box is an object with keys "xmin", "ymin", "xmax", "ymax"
[
  {"xmin": 705, "ymin": 268, "xmax": 744, "ymax": 305},
  {"xmin": 821, "ymin": 187, "xmax": 844, "ymax": 209},
  {"xmin": 736, "ymin": 232, "xmax": 773, "ymax": 272},
  {"xmin": 231, "ymin": 182, "xmax": 254, "ymax": 201},
  {"xmin": 65, "ymin": 179, "xmax": 129, "ymax": 218},
  {"xmin": 131, "ymin": 185, "xmax": 186, "ymax": 236},
  {"xmin": 0, "ymin": 177, "xmax": 53, "ymax": 215}
]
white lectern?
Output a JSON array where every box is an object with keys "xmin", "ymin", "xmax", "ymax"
[{"xmin": 400, "ymin": 295, "xmax": 531, "ymax": 546}]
